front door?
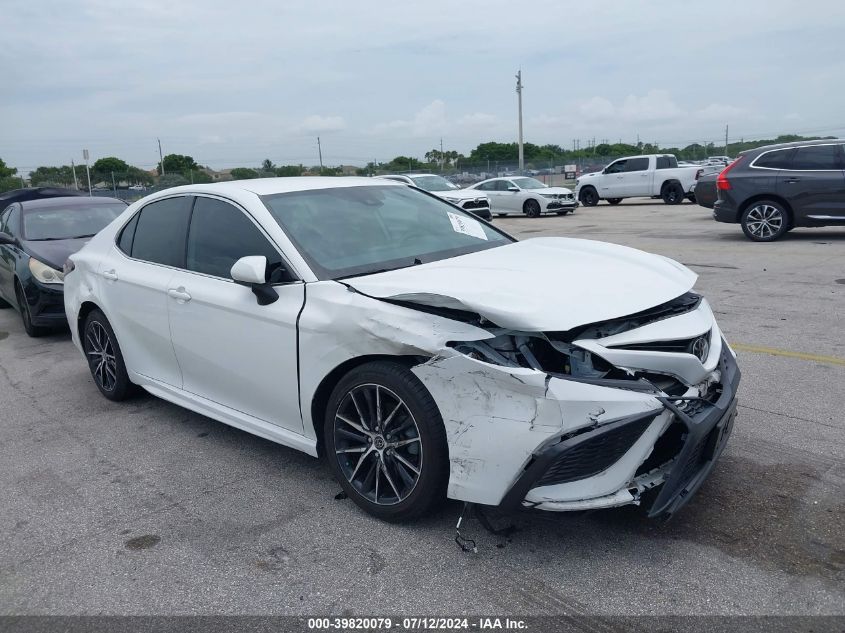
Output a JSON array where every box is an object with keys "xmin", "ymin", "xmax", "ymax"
[{"xmin": 166, "ymin": 195, "xmax": 305, "ymax": 432}]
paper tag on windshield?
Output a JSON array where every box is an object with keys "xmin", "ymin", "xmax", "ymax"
[{"xmin": 447, "ymin": 212, "xmax": 488, "ymax": 240}]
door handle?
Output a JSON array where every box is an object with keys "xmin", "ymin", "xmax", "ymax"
[
  {"xmin": 167, "ymin": 287, "xmax": 192, "ymax": 302},
  {"xmin": 101, "ymin": 269, "xmax": 118, "ymax": 281},
  {"xmin": 785, "ymin": 178, "xmax": 801, "ymax": 184}
]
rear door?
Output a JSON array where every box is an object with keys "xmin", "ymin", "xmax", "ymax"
[
  {"xmin": 102, "ymin": 195, "xmax": 191, "ymax": 388},
  {"xmin": 777, "ymin": 144, "xmax": 845, "ymax": 222},
  {"xmin": 475, "ymin": 180, "xmax": 505, "ymax": 212},
  {"xmin": 165, "ymin": 195, "xmax": 305, "ymax": 432}
]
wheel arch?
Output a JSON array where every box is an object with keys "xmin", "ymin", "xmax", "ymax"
[
  {"xmin": 309, "ymin": 354, "xmax": 425, "ymax": 457},
  {"xmin": 739, "ymin": 194, "xmax": 795, "ymax": 227},
  {"xmin": 659, "ymin": 178, "xmax": 682, "ymax": 193},
  {"xmin": 76, "ymin": 300, "xmax": 103, "ymax": 342}
]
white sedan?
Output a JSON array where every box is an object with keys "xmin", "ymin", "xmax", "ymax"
[
  {"xmin": 467, "ymin": 176, "xmax": 578, "ymax": 217},
  {"xmin": 64, "ymin": 177, "xmax": 739, "ymax": 521}
]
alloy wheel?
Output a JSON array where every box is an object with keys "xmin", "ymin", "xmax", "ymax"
[
  {"xmin": 745, "ymin": 204, "xmax": 784, "ymax": 239},
  {"xmin": 85, "ymin": 321, "xmax": 118, "ymax": 392},
  {"xmin": 333, "ymin": 383, "xmax": 422, "ymax": 506}
]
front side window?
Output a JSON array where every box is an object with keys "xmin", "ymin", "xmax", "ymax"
[
  {"xmin": 22, "ymin": 202, "xmax": 126, "ymax": 241},
  {"xmin": 0, "ymin": 205, "xmax": 13, "ymax": 234},
  {"xmin": 130, "ymin": 196, "xmax": 192, "ymax": 267},
  {"xmin": 186, "ymin": 197, "xmax": 283, "ymax": 279},
  {"xmin": 625, "ymin": 157, "xmax": 649, "ymax": 172},
  {"xmin": 262, "ymin": 185, "xmax": 512, "ymax": 280},
  {"xmin": 475, "ymin": 181, "xmax": 497, "ymax": 191},
  {"xmin": 790, "ymin": 145, "xmax": 841, "ymax": 170},
  {"xmin": 606, "ymin": 160, "xmax": 627, "ymax": 174}
]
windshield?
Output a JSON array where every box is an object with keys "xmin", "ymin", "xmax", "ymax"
[
  {"xmin": 22, "ymin": 202, "xmax": 126, "ymax": 240},
  {"xmin": 262, "ymin": 185, "xmax": 512, "ymax": 280},
  {"xmin": 409, "ymin": 175, "xmax": 459, "ymax": 192},
  {"xmin": 511, "ymin": 177, "xmax": 547, "ymax": 190}
]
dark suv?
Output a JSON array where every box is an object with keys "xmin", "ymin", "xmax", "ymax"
[{"xmin": 713, "ymin": 139, "xmax": 845, "ymax": 241}]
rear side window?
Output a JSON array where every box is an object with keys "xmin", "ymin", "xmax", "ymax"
[
  {"xmin": 790, "ymin": 145, "xmax": 840, "ymax": 170},
  {"xmin": 116, "ymin": 213, "xmax": 139, "ymax": 255},
  {"xmin": 655, "ymin": 156, "xmax": 678, "ymax": 169},
  {"xmin": 625, "ymin": 157, "xmax": 649, "ymax": 172},
  {"xmin": 186, "ymin": 197, "xmax": 282, "ymax": 279},
  {"xmin": 753, "ymin": 149, "xmax": 794, "ymax": 169},
  {"xmin": 131, "ymin": 196, "xmax": 192, "ymax": 267}
]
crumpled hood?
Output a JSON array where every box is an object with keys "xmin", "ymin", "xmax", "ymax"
[{"xmin": 346, "ymin": 237, "xmax": 697, "ymax": 331}]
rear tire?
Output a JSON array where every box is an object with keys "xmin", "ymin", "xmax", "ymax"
[
  {"xmin": 82, "ymin": 309, "xmax": 133, "ymax": 401},
  {"xmin": 324, "ymin": 361, "xmax": 448, "ymax": 522},
  {"xmin": 607, "ymin": 198, "xmax": 622, "ymax": 205},
  {"xmin": 740, "ymin": 200, "xmax": 790, "ymax": 242},
  {"xmin": 661, "ymin": 182, "xmax": 684, "ymax": 205},
  {"xmin": 524, "ymin": 199, "xmax": 542, "ymax": 218},
  {"xmin": 579, "ymin": 187, "xmax": 599, "ymax": 207}
]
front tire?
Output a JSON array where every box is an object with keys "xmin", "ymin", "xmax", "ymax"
[
  {"xmin": 324, "ymin": 361, "xmax": 448, "ymax": 522},
  {"xmin": 82, "ymin": 309, "xmax": 133, "ymax": 401},
  {"xmin": 15, "ymin": 283, "xmax": 47, "ymax": 337},
  {"xmin": 579, "ymin": 187, "xmax": 599, "ymax": 206},
  {"xmin": 740, "ymin": 201, "xmax": 789, "ymax": 242},
  {"xmin": 661, "ymin": 182, "xmax": 684, "ymax": 205},
  {"xmin": 523, "ymin": 199, "xmax": 542, "ymax": 218}
]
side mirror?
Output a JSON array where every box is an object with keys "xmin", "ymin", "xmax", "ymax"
[
  {"xmin": 231, "ymin": 255, "xmax": 280, "ymax": 306},
  {"xmin": 507, "ymin": 186, "xmax": 519, "ymax": 192},
  {"xmin": 0, "ymin": 232, "xmax": 18, "ymax": 247}
]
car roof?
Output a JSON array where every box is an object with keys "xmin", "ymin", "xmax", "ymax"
[
  {"xmin": 740, "ymin": 138, "xmax": 845, "ymax": 155},
  {"xmin": 0, "ymin": 187, "xmax": 86, "ymax": 205},
  {"xmin": 158, "ymin": 176, "xmax": 403, "ymax": 198},
  {"xmin": 20, "ymin": 196, "xmax": 126, "ymax": 210}
]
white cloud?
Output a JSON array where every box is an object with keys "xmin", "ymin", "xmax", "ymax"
[
  {"xmin": 578, "ymin": 96, "xmax": 616, "ymax": 122},
  {"xmin": 695, "ymin": 103, "xmax": 745, "ymax": 121},
  {"xmin": 299, "ymin": 115, "xmax": 346, "ymax": 134},
  {"xmin": 618, "ymin": 90, "xmax": 684, "ymax": 122},
  {"xmin": 372, "ymin": 100, "xmax": 447, "ymax": 138}
]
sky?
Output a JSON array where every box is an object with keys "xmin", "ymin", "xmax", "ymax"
[{"xmin": 3, "ymin": 0, "xmax": 845, "ymax": 173}]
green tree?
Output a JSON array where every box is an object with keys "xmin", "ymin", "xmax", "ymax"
[
  {"xmin": 274, "ymin": 165, "xmax": 302, "ymax": 177},
  {"xmin": 230, "ymin": 167, "xmax": 259, "ymax": 180},
  {"xmin": 92, "ymin": 157, "xmax": 130, "ymax": 174},
  {"xmin": 157, "ymin": 173, "xmax": 189, "ymax": 189},
  {"xmin": 29, "ymin": 165, "xmax": 77, "ymax": 187},
  {"xmin": 262, "ymin": 159, "xmax": 275, "ymax": 171},
  {"xmin": 0, "ymin": 158, "xmax": 17, "ymax": 179},
  {"xmin": 158, "ymin": 154, "xmax": 198, "ymax": 176}
]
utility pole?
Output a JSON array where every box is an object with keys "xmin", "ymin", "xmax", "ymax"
[
  {"xmin": 317, "ymin": 137, "xmax": 323, "ymax": 172},
  {"xmin": 83, "ymin": 149, "xmax": 92, "ymax": 196},
  {"xmin": 111, "ymin": 171, "xmax": 117, "ymax": 196},
  {"xmin": 71, "ymin": 161, "xmax": 79, "ymax": 190},
  {"xmin": 725, "ymin": 124, "xmax": 729, "ymax": 156},
  {"xmin": 157, "ymin": 138, "xmax": 165, "ymax": 176},
  {"xmin": 440, "ymin": 137, "xmax": 444, "ymax": 172},
  {"xmin": 516, "ymin": 70, "xmax": 524, "ymax": 173}
]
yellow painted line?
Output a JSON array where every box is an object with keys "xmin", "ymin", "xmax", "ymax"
[{"xmin": 731, "ymin": 343, "xmax": 845, "ymax": 367}]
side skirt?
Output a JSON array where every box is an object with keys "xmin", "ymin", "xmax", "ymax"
[{"xmin": 132, "ymin": 372, "xmax": 319, "ymax": 457}]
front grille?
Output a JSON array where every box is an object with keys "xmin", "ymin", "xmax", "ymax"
[
  {"xmin": 462, "ymin": 199, "xmax": 489, "ymax": 210},
  {"xmin": 535, "ymin": 416, "xmax": 653, "ymax": 487}
]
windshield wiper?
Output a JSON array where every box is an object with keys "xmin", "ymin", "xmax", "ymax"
[
  {"xmin": 336, "ymin": 258, "xmax": 423, "ymax": 280},
  {"xmin": 28, "ymin": 234, "xmax": 95, "ymax": 241}
]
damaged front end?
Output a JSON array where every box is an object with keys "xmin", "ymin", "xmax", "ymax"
[{"xmin": 409, "ymin": 291, "xmax": 740, "ymax": 519}]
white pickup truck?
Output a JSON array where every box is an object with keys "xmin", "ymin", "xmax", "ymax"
[{"xmin": 574, "ymin": 154, "xmax": 703, "ymax": 206}]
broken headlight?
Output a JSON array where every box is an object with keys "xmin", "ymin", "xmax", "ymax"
[{"xmin": 449, "ymin": 333, "xmax": 609, "ymax": 379}]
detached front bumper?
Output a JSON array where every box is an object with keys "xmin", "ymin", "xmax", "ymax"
[{"xmin": 501, "ymin": 342, "xmax": 740, "ymax": 518}]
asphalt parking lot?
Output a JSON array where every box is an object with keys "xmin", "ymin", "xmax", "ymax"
[{"xmin": 1, "ymin": 199, "xmax": 843, "ymax": 617}]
